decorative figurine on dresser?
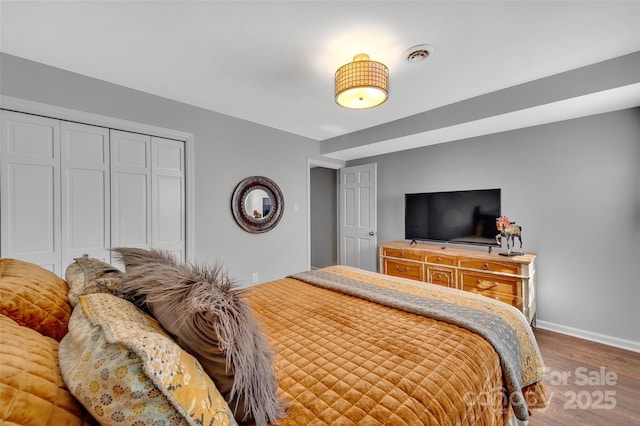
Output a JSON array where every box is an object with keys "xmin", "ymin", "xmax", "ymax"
[{"xmin": 496, "ymin": 216, "xmax": 523, "ymax": 256}]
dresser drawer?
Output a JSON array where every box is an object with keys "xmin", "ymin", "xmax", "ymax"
[
  {"xmin": 383, "ymin": 248, "xmax": 423, "ymax": 261},
  {"xmin": 425, "ymin": 254, "xmax": 456, "ymax": 266},
  {"xmin": 426, "ymin": 267, "xmax": 455, "ymax": 288},
  {"xmin": 466, "ymin": 290, "xmax": 523, "ymax": 311},
  {"xmin": 383, "ymin": 258, "xmax": 423, "ymax": 281},
  {"xmin": 459, "ymin": 271, "xmax": 521, "ymax": 298},
  {"xmin": 459, "ymin": 258, "xmax": 521, "ymax": 275}
]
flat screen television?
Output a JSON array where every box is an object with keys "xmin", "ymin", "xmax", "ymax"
[{"xmin": 404, "ymin": 189, "xmax": 501, "ymax": 246}]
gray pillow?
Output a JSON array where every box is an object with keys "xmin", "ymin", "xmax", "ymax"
[{"xmin": 111, "ymin": 247, "xmax": 285, "ymax": 426}]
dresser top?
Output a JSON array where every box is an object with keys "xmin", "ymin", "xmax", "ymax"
[{"xmin": 380, "ymin": 241, "xmax": 536, "ymax": 264}]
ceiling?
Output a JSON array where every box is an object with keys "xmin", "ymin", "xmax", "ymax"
[{"xmin": 1, "ymin": 1, "xmax": 639, "ymax": 158}]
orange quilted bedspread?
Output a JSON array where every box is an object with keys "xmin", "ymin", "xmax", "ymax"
[{"xmin": 247, "ymin": 277, "xmax": 515, "ymax": 425}]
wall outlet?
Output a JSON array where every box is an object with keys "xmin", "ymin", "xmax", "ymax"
[{"xmin": 252, "ymin": 272, "xmax": 259, "ymax": 283}]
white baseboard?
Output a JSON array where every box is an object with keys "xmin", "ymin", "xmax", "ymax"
[{"xmin": 535, "ymin": 320, "xmax": 640, "ymax": 353}]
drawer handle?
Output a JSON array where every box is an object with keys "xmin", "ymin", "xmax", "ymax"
[
  {"xmin": 395, "ymin": 265, "xmax": 410, "ymax": 272},
  {"xmin": 436, "ymin": 256, "xmax": 441, "ymax": 262},
  {"xmin": 400, "ymin": 252, "xmax": 405, "ymax": 257},
  {"xmin": 477, "ymin": 280, "xmax": 498, "ymax": 289},
  {"xmin": 483, "ymin": 262, "xmax": 489, "ymax": 270},
  {"xmin": 434, "ymin": 273, "xmax": 448, "ymax": 282}
]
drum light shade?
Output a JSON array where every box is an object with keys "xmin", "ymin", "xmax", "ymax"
[{"xmin": 335, "ymin": 53, "xmax": 389, "ymax": 109}]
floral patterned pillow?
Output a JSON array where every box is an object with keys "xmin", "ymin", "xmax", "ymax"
[
  {"xmin": 59, "ymin": 293, "xmax": 236, "ymax": 426},
  {"xmin": 65, "ymin": 256, "xmax": 145, "ymax": 308}
]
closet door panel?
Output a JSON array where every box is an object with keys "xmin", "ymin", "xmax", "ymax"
[
  {"xmin": 113, "ymin": 173, "xmax": 149, "ymax": 245},
  {"xmin": 155, "ymin": 176, "xmax": 182, "ymax": 240},
  {"xmin": 0, "ymin": 111, "xmax": 61, "ymax": 273},
  {"xmin": 66, "ymin": 169, "xmax": 106, "ymax": 245},
  {"xmin": 6, "ymin": 124, "xmax": 56, "ymax": 158},
  {"xmin": 61, "ymin": 122, "xmax": 110, "ymax": 269},
  {"xmin": 110, "ymin": 130, "xmax": 151, "ymax": 251},
  {"xmin": 113, "ymin": 138, "xmax": 148, "ymax": 168},
  {"xmin": 9, "ymin": 165, "xmax": 57, "ymax": 253},
  {"xmin": 151, "ymin": 138, "xmax": 185, "ymax": 260},
  {"xmin": 153, "ymin": 139, "xmax": 183, "ymax": 172}
]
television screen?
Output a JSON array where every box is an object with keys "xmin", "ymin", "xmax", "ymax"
[{"xmin": 404, "ymin": 189, "xmax": 501, "ymax": 246}]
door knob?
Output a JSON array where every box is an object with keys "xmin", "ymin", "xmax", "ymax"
[{"xmin": 369, "ymin": 231, "xmax": 376, "ymax": 236}]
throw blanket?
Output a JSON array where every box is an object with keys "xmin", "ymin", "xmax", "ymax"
[{"xmin": 288, "ymin": 266, "xmax": 546, "ymax": 422}]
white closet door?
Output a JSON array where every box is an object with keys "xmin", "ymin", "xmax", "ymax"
[
  {"xmin": 0, "ymin": 111, "xmax": 61, "ymax": 273},
  {"xmin": 110, "ymin": 130, "xmax": 151, "ymax": 252},
  {"xmin": 61, "ymin": 121, "xmax": 110, "ymax": 270},
  {"xmin": 151, "ymin": 137, "xmax": 185, "ymax": 261}
]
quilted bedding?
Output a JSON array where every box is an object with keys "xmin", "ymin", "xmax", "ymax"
[{"xmin": 246, "ymin": 266, "xmax": 547, "ymax": 426}]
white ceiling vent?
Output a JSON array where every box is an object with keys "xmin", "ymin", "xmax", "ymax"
[{"xmin": 403, "ymin": 44, "xmax": 434, "ymax": 63}]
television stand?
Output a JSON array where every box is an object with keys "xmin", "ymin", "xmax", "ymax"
[
  {"xmin": 409, "ymin": 239, "xmax": 418, "ymax": 246},
  {"xmin": 379, "ymin": 241, "xmax": 537, "ymax": 325}
]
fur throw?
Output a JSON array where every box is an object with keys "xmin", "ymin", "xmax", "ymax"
[{"xmin": 111, "ymin": 247, "xmax": 285, "ymax": 426}]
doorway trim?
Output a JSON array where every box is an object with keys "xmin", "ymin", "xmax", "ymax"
[{"xmin": 306, "ymin": 157, "xmax": 344, "ymax": 270}]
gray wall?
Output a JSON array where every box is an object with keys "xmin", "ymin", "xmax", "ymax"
[
  {"xmin": 348, "ymin": 108, "xmax": 640, "ymax": 345},
  {"xmin": 310, "ymin": 167, "xmax": 337, "ymax": 268},
  {"xmin": 0, "ymin": 53, "xmax": 323, "ymax": 286}
]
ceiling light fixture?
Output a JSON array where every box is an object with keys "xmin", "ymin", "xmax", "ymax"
[{"xmin": 335, "ymin": 53, "xmax": 389, "ymax": 109}]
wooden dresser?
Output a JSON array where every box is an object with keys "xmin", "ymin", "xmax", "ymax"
[{"xmin": 379, "ymin": 241, "xmax": 537, "ymax": 324}]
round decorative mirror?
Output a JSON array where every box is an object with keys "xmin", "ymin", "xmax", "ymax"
[{"xmin": 231, "ymin": 176, "xmax": 284, "ymax": 233}]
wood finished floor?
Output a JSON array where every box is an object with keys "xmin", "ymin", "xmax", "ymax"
[{"xmin": 528, "ymin": 328, "xmax": 640, "ymax": 425}]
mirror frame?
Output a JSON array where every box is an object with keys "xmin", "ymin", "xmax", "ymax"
[{"xmin": 231, "ymin": 176, "xmax": 284, "ymax": 233}]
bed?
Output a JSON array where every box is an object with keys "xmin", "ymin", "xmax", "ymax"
[
  {"xmin": 1, "ymin": 256, "xmax": 547, "ymax": 426},
  {"xmin": 247, "ymin": 265, "xmax": 548, "ymax": 425}
]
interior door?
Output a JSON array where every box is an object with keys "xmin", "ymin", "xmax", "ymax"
[
  {"xmin": 110, "ymin": 130, "xmax": 152, "ymax": 251},
  {"xmin": 61, "ymin": 121, "xmax": 111, "ymax": 269},
  {"xmin": 151, "ymin": 137, "xmax": 185, "ymax": 261},
  {"xmin": 338, "ymin": 163, "xmax": 377, "ymax": 271},
  {"xmin": 0, "ymin": 111, "xmax": 62, "ymax": 273}
]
